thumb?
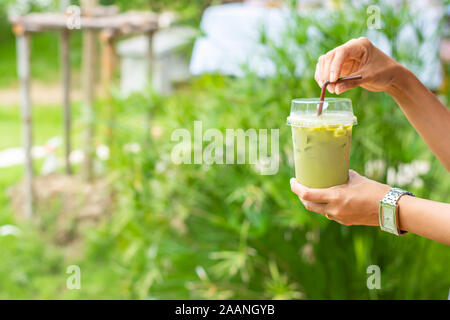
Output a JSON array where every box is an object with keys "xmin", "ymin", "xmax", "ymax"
[{"xmin": 335, "ymin": 71, "xmax": 366, "ymax": 94}]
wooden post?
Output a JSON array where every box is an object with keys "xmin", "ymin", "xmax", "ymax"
[
  {"xmin": 145, "ymin": 30, "xmax": 155, "ymax": 142},
  {"xmin": 147, "ymin": 30, "xmax": 155, "ymax": 89},
  {"xmin": 81, "ymin": 0, "xmax": 98, "ymax": 181},
  {"xmin": 16, "ymin": 29, "xmax": 33, "ymax": 219},
  {"xmin": 60, "ymin": 29, "xmax": 72, "ymax": 174},
  {"xmin": 144, "ymin": 30, "xmax": 155, "ymax": 142},
  {"xmin": 100, "ymin": 29, "xmax": 116, "ymax": 95},
  {"xmin": 100, "ymin": 29, "xmax": 116, "ymax": 142}
]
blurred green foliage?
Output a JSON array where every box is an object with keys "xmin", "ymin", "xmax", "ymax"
[
  {"xmin": 0, "ymin": 0, "xmax": 449, "ymax": 299},
  {"xmin": 100, "ymin": 0, "xmax": 213, "ymax": 24}
]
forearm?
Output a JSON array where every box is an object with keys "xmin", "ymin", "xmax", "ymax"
[
  {"xmin": 386, "ymin": 66, "xmax": 450, "ymax": 171},
  {"xmin": 398, "ymin": 195, "xmax": 450, "ymax": 245}
]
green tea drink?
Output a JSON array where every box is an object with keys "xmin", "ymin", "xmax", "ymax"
[
  {"xmin": 287, "ymin": 99, "xmax": 357, "ymax": 188},
  {"xmin": 291, "ymin": 117, "xmax": 352, "ymax": 188}
]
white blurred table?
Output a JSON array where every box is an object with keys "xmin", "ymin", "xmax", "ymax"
[{"xmin": 190, "ymin": 3, "xmax": 290, "ymax": 77}]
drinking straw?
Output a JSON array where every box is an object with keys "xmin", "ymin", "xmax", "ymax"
[{"xmin": 317, "ymin": 75, "xmax": 362, "ymax": 116}]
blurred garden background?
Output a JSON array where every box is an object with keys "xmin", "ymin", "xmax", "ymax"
[{"xmin": 0, "ymin": 0, "xmax": 450, "ymax": 299}]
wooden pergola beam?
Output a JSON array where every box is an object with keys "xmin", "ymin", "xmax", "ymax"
[{"xmin": 9, "ymin": 12, "xmax": 159, "ymax": 34}]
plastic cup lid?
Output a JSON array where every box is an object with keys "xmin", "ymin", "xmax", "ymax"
[{"xmin": 286, "ymin": 98, "xmax": 357, "ymax": 127}]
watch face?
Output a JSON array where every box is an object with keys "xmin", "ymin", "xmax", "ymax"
[{"xmin": 382, "ymin": 205, "xmax": 396, "ymax": 231}]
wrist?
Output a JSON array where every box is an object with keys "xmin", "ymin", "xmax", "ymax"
[
  {"xmin": 397, "ymin": 195, "xmax": 413, "ymax": 232},
  {"xmin": 386, "ymin": 65, "xmax": 418, "ymax": 101}
]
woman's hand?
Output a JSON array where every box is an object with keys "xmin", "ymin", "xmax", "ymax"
[
  {"xmin": 290, "ymin": 170, "xmax": 391, "ymax": 226},
  {"xmin": 315, "ymin": 37, "xmax": 403, "ymax": 95}
]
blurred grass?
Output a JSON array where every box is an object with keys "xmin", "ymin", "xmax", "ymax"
[
  {"xmin": 0, "ymin": 101, "xmax": 121, "ymax": 299},
  {"xmin": 0, "ymin": 105, "xmax": 61, "ymax": 149},
  {"xmin": 0, "ymin": 102, "xmax": 86, "ymax": 149}
]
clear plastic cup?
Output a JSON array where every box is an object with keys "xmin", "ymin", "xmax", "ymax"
[{"xmin": 287, "ymin": 98, "xmax": 357, "ymax": 188}]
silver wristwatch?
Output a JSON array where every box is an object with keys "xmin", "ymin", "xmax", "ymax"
[{"xmin": 379, "ymin": 187, "xmax": 414, "ymax": 236}]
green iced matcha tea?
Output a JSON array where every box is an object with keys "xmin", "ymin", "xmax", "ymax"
[
  {"xmin": 287, "ymin": 97, "xmax": 357, "ymax": 188},
  {"xmin": 291, "ymin": 114, "xmax": 353, "ymax": 188}
]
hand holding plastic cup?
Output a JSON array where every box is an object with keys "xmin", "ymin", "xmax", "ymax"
[{"xmin": 287, "ymin": 98, "xmax": 357, "ymax": 188}]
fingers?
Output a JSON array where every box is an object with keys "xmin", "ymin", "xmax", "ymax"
[
  {"xmin": 322, "ymin": 52, "xmax": 334, "ymax": 92},
  {"xmin": 328, "ymin": 48, "xmax": 347, "ymax": 93},
  {"xmin": 316, "ymin": 50, "xmax": 345, "ymax": 93},
  {"xmin": 301, "ymin": 200, "xmax": 327, "ymax": 214},
  {"xmin": 302, "ymin": 199, "xmax": 342, "ymax": 223},
  {"xmin": 315, "ymin": 55, "xmax": 326, "ymax": 87},
  {"xmin": 316, "ymin": 52, "xmax": 334, "ymax": 91},
  {"xmin": 315, "ymin": 37, "xmax": 370, "ymax": 93},
  {"xmin": 329, "ymin": 47, "xmax": 347, "ymax": 82},
  {"xmin": 289, "ymin": 178, "xmax": 343, "ymax": 222},
  {"xmin": 334, "ymin": 72, "xmax": 364, "ymax": 94},
  {"xmin": 290, "ymin": 178, "xmax": 335, "ymax": 203}
]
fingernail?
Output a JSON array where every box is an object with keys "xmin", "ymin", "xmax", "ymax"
[
  {"xmin": 290, "ymin": 178, "xmax": 296, "ymax": 185},
  {"xmin": 329, "ymin": 71, "xmax": 336, "ymax": 82}
]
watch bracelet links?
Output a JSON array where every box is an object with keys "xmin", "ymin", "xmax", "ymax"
[{"xmin": 379, "ymin": 187, "xmax": 415, "ymax": 236}]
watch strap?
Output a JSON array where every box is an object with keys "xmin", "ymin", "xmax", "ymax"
[
  {"xmin": 382, "ymin": 187, "xmax": 414, "ymax": 206},
  {"xmin": 379, "ymin": 187, "xmax": 414, "ymax": 236}
]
